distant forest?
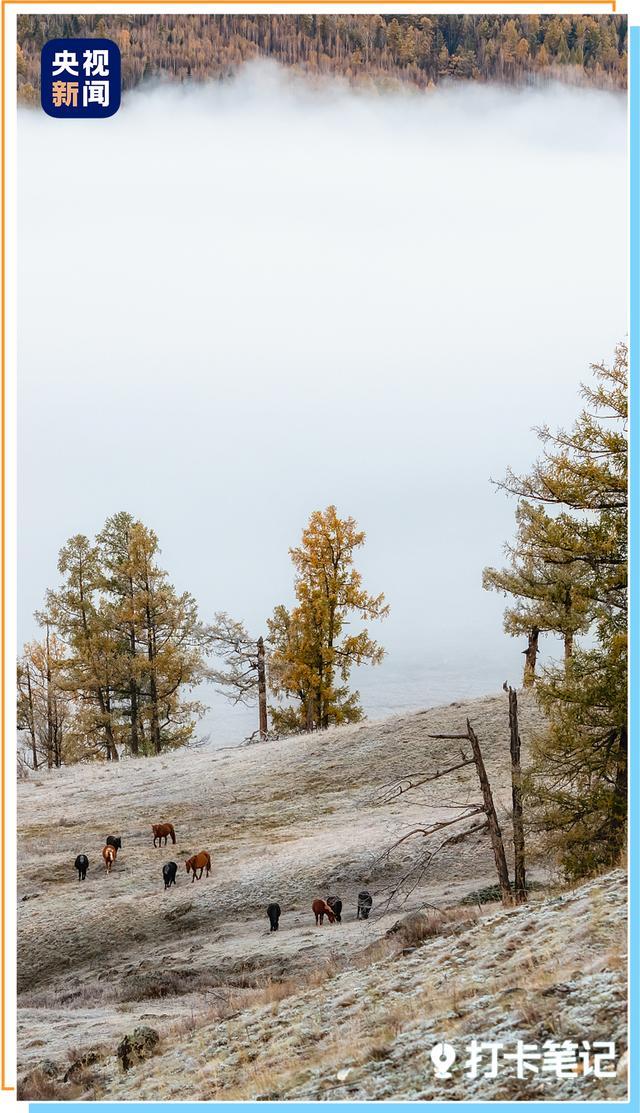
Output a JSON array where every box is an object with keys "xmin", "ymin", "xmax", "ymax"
[{"xmin": 17, "ymin": 14, "xmax": 627, "ymax": 103}]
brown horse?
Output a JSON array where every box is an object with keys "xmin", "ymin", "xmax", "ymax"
[
  {"xmin": 152, "ymin": 823, "xmax": 176, "ymax": 847},
  {"xmin": 102, "ymin": 845, "xmax": 117, "ymax": 874},
  {"xmin": 185, "ymin": 852, "xmax": 211, "ymax": 881},
  {"xmin": 312, "ymin": 898, "xmax": 335, "ymax": 926}
]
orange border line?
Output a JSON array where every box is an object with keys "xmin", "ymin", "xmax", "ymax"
[
  {"xmin": 1, "ymin": 1, "xmax": 621, "ymax": 5},
  {"xmin": 1, "ymin": 0, "xmax": 9, "ymax": 1093},
  {"xmin": 0, "ymin": 0, "xmax": 625, "ymax": 1093}
]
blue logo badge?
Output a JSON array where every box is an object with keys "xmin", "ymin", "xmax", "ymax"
[{"xmin": 41, "ymin": 38, "xmax": 121, "ymax": 119}]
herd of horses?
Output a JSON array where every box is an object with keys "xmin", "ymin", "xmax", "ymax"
[
  {"xmin": 266, "ymin": 892, "xmax": 373, "ymax": 930},
  {"xmin": 73, "ymin": 827, "xmax": 212, "ymax": 884},
  {"xmin": 72, "ymin": 824, "xmax": 374, "ymax": 928}
]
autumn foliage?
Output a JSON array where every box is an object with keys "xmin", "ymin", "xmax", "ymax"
[
  {"xmin": 16, "ymin": 13, "xmax": 627, "ymax": 106},
  {"xmin": 268, "ymin": 506, "xmax": 388, "ymax": 733}
]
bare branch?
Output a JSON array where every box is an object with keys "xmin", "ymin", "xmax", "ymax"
[{"xmin": 374, "ymin": 755, "xmax": 475, "ymax": 804}]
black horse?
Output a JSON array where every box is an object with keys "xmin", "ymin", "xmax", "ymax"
[
  {"xmin": 74, "ymin": 854, "xmax": 89, "ymax": 881},
  {"xmin": 105, "ymin": 835, "xmax": 122, "ymax": 851},
  {"xmin": 327, "ymin": 896, "xmax": 342, "ymax": 923},
  {"xmin": 357, "ymin": 891, "xmax": 373, "ymax": 920},
  {"xmin": 163, "ymin": 862, "xmax": 178, "ymax": 889},
  {"xmin": 267, "ymin": 902, "xmax": 281, "ymax": 931}
]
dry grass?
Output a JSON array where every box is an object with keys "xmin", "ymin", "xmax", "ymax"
[
  {"xmin": 33, "ymin": 871, "xmax": 625, "ymax": 1104},
  {"xmin": 22, "ymin": 691, "xmax": 616, "ymax": 1103}
]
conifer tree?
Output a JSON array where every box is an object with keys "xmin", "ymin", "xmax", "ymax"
[
  {"xmin": 97, "ymin": 512, "xmax": 144, "ymax": 755},
  {"xmin": 494, "ymin": 342, "xmax": 627, "ymax": 877},
  {"xmin": 24, "ymin": 515, "xmax": 207, "ymax": 762},
  {"xmin": 46, "ymin": 535, "xmax": 121, "ymax": 761},
  {"xmin": 126, "ymin": 522, "xmax": 205, "ymax": 754},
  {"xmin": 483, "ymin": 500, "xmax": 592, "ymax": 684},
  {"xmin": 268, "ymin": 506, "xmax": 388, "ymax": 731}
]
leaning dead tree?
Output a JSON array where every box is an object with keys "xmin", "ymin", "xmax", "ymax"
[
  {"xmin": 203, "ymin": 612, "xmax": 269, "ymax": 740},
  {"xmin": 426, "ymin": 720, "xmax": 513, "ymax": 906},
  {"xmin": 378, "ymin": 698, "xmax": 528, "ymax": 908}
]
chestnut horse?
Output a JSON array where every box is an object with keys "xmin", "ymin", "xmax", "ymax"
[
  {"xmin": 102, "ymin": 845, "xmax": 117, "ymax": 874},
  {"xmin": 185, "ymin": 852, "xmax": 211, "ymax": 881},
  {"xmin": 152, "ymin": 823, "xmax": 176, "ymax": 847},
  {"xmin": 312, "ymin": 899, "xmax": 335, "ymax": 926}
]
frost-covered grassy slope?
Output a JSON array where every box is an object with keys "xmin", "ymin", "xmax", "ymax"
[
  {"xmin": 17, "ymin": 691, "xmax": 626, "ymax": 1100},
  {"xmin": 103, "ymin": 870, "xmax": 628, "ymax": 1102}
]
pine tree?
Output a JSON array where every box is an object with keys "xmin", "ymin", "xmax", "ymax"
[
  {"xmin": 483, "ymin": 500, "xmax": 592, "ymax": 684},
  {"xmin": 32, "ymin": 515, "xmax": 206, "ymax": 762},
  {"xmin": 268, "ymin": 506, "xmax": 388, "ymax": 731},
  {"xmin": 97, "ymin": 511, "xmax": 144, "ymax": 755},
  {"xmin": 495, "ymin": 342, "xmax": 627, "ymax": 877},
  {"xmin": 127, "ymin": 521, "xmax": 204, "ymax": 754},
  {"xmin": 46, "ymin": 535, "xmax": 121, "ymax": 761}
]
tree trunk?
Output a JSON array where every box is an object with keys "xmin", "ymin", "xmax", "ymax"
[
  {"xmin": 129, "ymin": 676, "xmax": 140, "ymax": 755},
  {"xmin": 78, "ymin": 559, "xmax": 117, "ymax": 760},
  {"xmin": 563, "ymin": 587, "xmax": 573, "ymax": 663},
  {"xmin": 103, "ymin": 690, "xmax": 119, "ymax": 761},
  {"xmin": 466, "ymin": 719, "xmax": 513, "ymax": 906},
  {"xmin": 318, "ymin": 655, "xmax": 327, "ymax": 730},
  {"xmin": 52, "ymin": 698, "xmax": 61, "ymax": 767},
  {"xmin": 306, "ymin": 696, "xmax": 314, "ymax": 732},
  {"xmin": 45, "ymin": 623, "xmax": 54, "ymax": 769},
  {"xmin": 508, "ymin": 687, "xmax": 527, "ymax": 903},
  {"xmin": 522, "ymin": 626, "xmax": 539, "ymax": 687},
  {"xmin": 609, "ymin": 724, "xmax": 627, "ymax": 851},
  {"xmin": 128, "ymin": 619, "xmax": 139, "ymax": 755},
  {"xmin": 127, "ymin": 573, "xmax": 140, "ymax": 755},
  {"xmin": 149, "ymin": 674, "xmax": 161, "ymax": 755},
  {"xmin": 257, "ymin": 637, "xmax": 268, "ymax": 740},
  {"xmin": 24, "ymin": 664, "xmax": 38, "ymax": 769},
  {"xmin": 146, "ymin": 599, "xmax": 162, "ymax": 755}
]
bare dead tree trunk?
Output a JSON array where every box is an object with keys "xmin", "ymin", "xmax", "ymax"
[
  {"xmin": 466, "ymin": 719, "xmax": 513, "ymax": 906},
  {"xmin": 257, "ymin": 636, "xmax": 268, "ymax": 741},
  {"xmin": 522, "ymin": 626, "xmax": 539, "ymax": 687},
  {"xmin": 508, "ymin": 687, "xmax": 527, "ymax": 904}
]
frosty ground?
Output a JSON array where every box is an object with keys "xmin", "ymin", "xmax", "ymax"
[{"xmin": 17, "ymin": 691, "xmax": 627, "ymax": 1100}]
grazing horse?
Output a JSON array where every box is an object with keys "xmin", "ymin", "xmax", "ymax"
[
  {"xmin": 267, "ymin": 903, "xmax": 281, "ymax": 931},
  {"xmin": 327, "ymin": 896, "xmax": 342, "ymax": 923},
  {"xmin": 357, "ymin": 890, "xmax": 373, "ymax": 920},
  {"xmin": 102, "ymin": 845, "xmax": 117, "ymax": 874},
  {"xmin": 74, "ymin": 854, "xmax": 88, "ymax": 881},
  {"xmin": 163, "ymin": 862, "xmax": 178, "ymax": 889},
  {"xmin": 185, "ymin": 852, "xmax": 211, "ymax": 881},
  {"xmin": 312, "ymin": 899, "xmax": 335, "ymax": 926},
  {"xmin": 152, "ymin": 823, "xmax": 176, "ymax": 847},
  {"xmin": 105, "ymin": 835, "xmax": 122, "ymax": 851}
]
